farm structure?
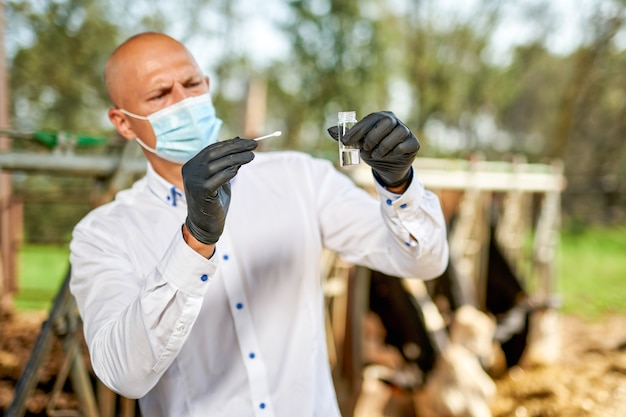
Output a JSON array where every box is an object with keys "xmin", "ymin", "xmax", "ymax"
[{"xmin": 328, "ymin": 156, "xmax": 565, "ymax": 417}]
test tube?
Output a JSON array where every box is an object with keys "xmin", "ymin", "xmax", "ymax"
[{"xmin": 338, "ymin": 111, "xmax": 359, "ymax": 167}]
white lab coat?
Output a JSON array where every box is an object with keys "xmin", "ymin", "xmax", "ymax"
[{"xmin": 70, "ymin": 150, "xmax": 448, "ymax": 417}]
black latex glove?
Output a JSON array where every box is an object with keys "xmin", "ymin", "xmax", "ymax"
[
  {"xmin": 327, "ymin": 111, "xmax": 420, "ymax": 188},
  {"xmin": 182, "ymin": 137, "xmax": 258, "ymax": 245}
]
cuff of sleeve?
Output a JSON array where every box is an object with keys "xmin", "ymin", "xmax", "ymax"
[
  {"xmin": 376, "ymin": 173, "xmax": 428, "ymax": 249},
  {"xmin": 157, "ymin": 231, "xmax": 219, "ymax": 298},
  {"xmin": 372, "ymin": 166, "xmax": 414, "ymax": 189}
]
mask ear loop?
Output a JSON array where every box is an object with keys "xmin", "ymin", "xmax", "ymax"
[
  {"xmin": 117, "ymin": 109, "xmax": 160, "ymax": 156},
  {"xmin": 134, "ymin": 137, "xmax": 158, "ymax": 155},
  {"xmin": 119, "ymin": 108, "xmax": 149, "ymax": 120}
]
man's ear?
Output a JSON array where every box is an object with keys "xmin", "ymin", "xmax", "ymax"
[{"xmin": 108, "ymin": 108, "xmax": 136, "ymax": 140}]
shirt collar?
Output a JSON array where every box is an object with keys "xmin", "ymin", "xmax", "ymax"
[{"xmin": 145, "ymin": 162, "xmax": 187, "ymax": 208}]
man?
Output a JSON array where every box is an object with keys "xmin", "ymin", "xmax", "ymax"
[{"xmin": 69, "ymin": 31, "xmax": 448, "ymax": 416}]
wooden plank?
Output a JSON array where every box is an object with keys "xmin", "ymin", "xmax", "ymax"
[
  {"xmin": 0, "ymin": 152, "xmax": 146, "ymax": 177},
  {"xmin": 350, "ymin": 157, "xmax": 567, "ymax": 193}
]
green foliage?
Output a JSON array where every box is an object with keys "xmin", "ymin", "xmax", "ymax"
[
  {"xmin": 260, "ymin": 0, "xmax": 393, "ymax": 154},
  {"xmin": 402, "ymin": 12, "xmax": 497, "ymax": 132},
  {"xmin": 6, "ymin": 0, "xmax": 626, "ymax": 233},
  {"xmin": 491, "ymin": 43, "xmax": 570, "ymax": 153},
  {"xmin": 8, "ymin": 0, "xmax": 121, "ymax": 135}
]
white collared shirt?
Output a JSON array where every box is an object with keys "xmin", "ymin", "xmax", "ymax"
[{"xmin": 70, "ymin": 151, "xmax": 448, "ymax": 417}]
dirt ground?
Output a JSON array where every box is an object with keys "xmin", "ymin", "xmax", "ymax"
[
  {"xmin": 1, "ymin": 311, "xmax": 626, "ymax": 416},
  {"xmin": 0, "ymin": 310, "xmax": 82, "ymax": 416},
  {"xmin": 491, "ymin": 314, "xmax": 626, "ymax": 417}
]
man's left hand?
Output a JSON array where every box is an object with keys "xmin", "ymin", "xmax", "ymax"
[{"xmin": 327, "ymin": 111, "xmax": 420, "ymax": 189}]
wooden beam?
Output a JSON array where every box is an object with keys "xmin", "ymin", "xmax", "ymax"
[{"xmin": 0, "ymin": 0, "xmax": 16, "ymax": 306}]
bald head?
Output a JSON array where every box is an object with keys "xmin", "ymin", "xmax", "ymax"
[
  {"xmin": 104, "ymin": 31, "xmax": 211, "ymax": 179},
  {"xmin": 104, "ymin": 32, "xmax": 202, "ymax": 108}
]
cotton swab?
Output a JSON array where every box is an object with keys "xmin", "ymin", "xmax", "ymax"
[{"xmin": 253, "ymin": 131, "xmax": 282, "ymax": 141}]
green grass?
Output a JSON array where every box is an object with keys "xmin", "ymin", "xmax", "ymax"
[
  {"xmin": 557, "ymin": 225, "xmax": 626, "ymax": 319},
  {"xmin": 13, "ymin": 226, "xmax": 626, "ymax": 319},
  {"xmin": 15, "ymin": 244, "xmax": 70, "ymax": 311}
]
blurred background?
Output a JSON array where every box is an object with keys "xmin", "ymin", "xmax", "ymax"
[
  {"xmin": 2, "ymin": 0, "xmax": 625, "ymax": 306},
  {"xmin": 0, "ymin": 0, "xmax": 625, "ymax": 416},
  {"xmin": 5, "ymin": 0, "xmax": 626, "ymax": 234}
]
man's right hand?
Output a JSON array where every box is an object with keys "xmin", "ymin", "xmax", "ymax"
[{"xmin": 182, "ymin": 138, "xmax": 258, "ymax": 245}]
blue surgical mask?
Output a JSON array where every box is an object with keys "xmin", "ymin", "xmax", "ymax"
[{"xmin": 120, "ymin": 93, "xmax": 223, "ymax": 164}]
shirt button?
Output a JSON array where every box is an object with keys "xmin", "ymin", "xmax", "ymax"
[
  {"xmin": 386, "ymin": 199, "xmax": 392, "ymax": 205},
  {"xmin": 200, "ymin": 274, "xmax": 208, "ymax": 282},
  {"xmin": 249, "ymin": 352, "xmax": 255, "ymax": 359},
  {"xmin": 236, "ymin": 303, "xmax": 243, "ymax": 310},
  {"xmin": 223, "ymin": 254, "xmax": 229, "ymax": 261},
  {"xmin": 259, "ymin": 403, "xmax": 266, "ymax": 409},
  {"xmin": 400, "ymin": 203, "xmax": 407, "ymax": 209}
]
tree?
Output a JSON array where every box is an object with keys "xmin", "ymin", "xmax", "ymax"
[
  {"xmin": 549, "ymin": 9, "xmax": 624, "ymax": 160},
  {"xmin": 260, "ymin": 0, "xmax": 395, "ymax": 155},
  {"xmin": 8, "ymin": 0, "xmax": 120, "ymax": 135}
]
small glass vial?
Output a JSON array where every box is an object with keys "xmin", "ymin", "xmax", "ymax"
[{"xmin": 338, "ymin": 111, "xmax": 359, "ymax": 167}]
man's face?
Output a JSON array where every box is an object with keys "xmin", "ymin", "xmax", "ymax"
[{"xmin": 108, "ymin": 36, "xmax": 210, "ymax": 149}]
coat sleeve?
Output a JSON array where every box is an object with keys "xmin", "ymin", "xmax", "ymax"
[{"xmin": 314, "ymin": 161, "xmax": 448, "ymax": 280}]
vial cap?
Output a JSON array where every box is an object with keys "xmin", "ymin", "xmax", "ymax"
[{"xmin": 338, "ymin": 111, "xmax": 357, "ymax": 123}]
